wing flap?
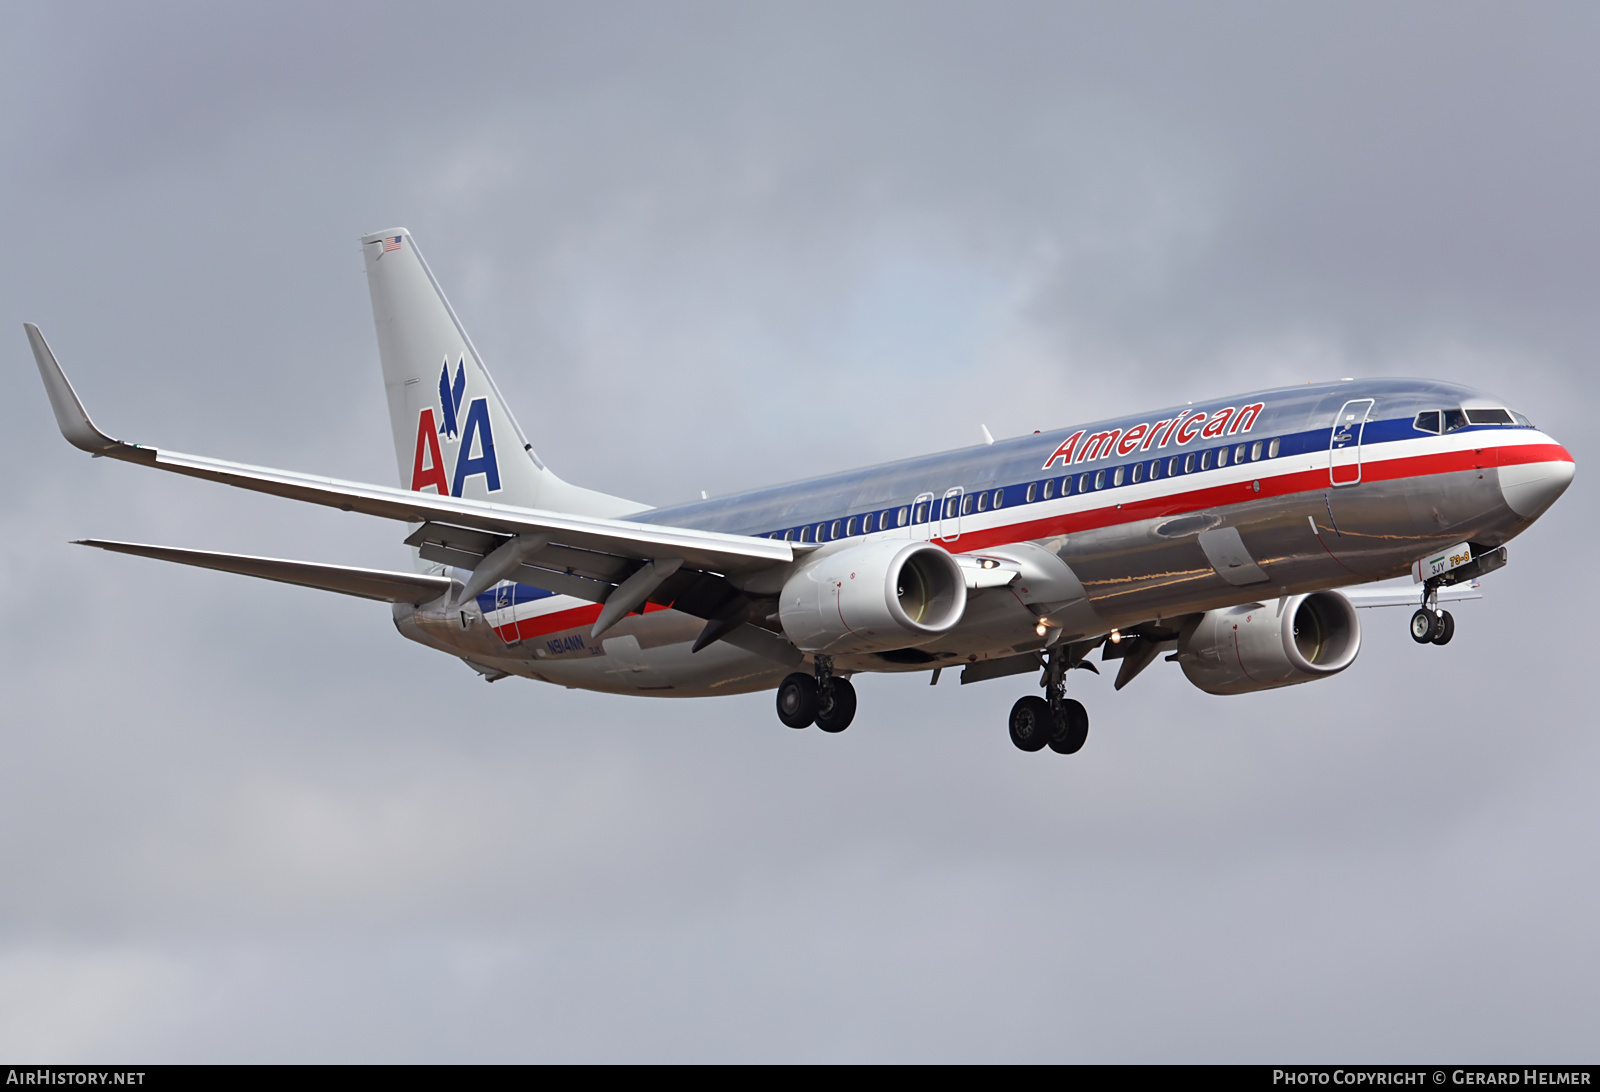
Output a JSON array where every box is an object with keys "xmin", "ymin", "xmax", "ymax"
[{"xmin": 76, "ymin": 540, "xmax": 454, "ymax": 605}]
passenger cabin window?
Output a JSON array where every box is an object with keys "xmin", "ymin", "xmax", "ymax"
[
  {"xmin": 1026, "ymin": 482, "xmax": 1038, "ymax": 503},
  {"xmin": 1217, "ymin": 447, "xmax": 1229, "ymax": 468},
  {"xmin": 1149, "ymin": 459, "xmax": 1161, "ymax": 480},
  {"xmin": 914, "ymin": 502, "xmax": 928, "ymax": 523},
  {"xmin": 1079, "ymin": 472, "xmax": 1092, "ymax": 493},
  {"xmin": 1267, "ymin": 439, "xmax": 1281, "ymax": 458},
  {"xmin": 1112, "ymin": 466, "xmax": 1124, "ymax": 486},
  {"xmin": 1042, "ymin": 479, "xmax": 1054, "ymax": 500},
  {"xmin": 799, "ymin": 526, "xmax": 811, "ymax": 543},
  {"xmin": 1250, "ymin": 440, "xmax": 1262, "ymax": 461},
  {"xmin": 1200, "ymin": 450, "xmax": 1213, "ymax": 470},
  {"xmin": 1131, "ymin": 462, "xmax": 1143, "ymax": 484},
  {"xmin": 975, "ymin": 491, "xmax": 988, "ymax": 513},
  {"xmin": 1183, "ymin": 453, "xmax": 1195, "ymax": 473},
  {"xmin": 1235, "ymin": 444, "xmax": 1247, "ymax": 464},
  {"xmin": 783, "ymin": 529, "xmax": 794, "ymax": 541},
  {"xmin": 1062, "ymin": 476, "xmax": 1074, "ymax": 496},
  {"xmin": 993, "ymin": 488, "xmax": 1004, "ymax": 508},
  {"xmin": 1093, "ymin": 470, "xmax": 1105, "ymax": 489},
  {"xmin": 831, "ymin": 520, "xmax": 843, "ymax": 539},
  {"xmin": 897, "ymin": 506, "xmax": 909, "ymax": 527},
  {"xmin": 859, "ymin": 514, "xmax": 872, "ymax": 534},
  {"xmin": 1414, "ymin": 411, "xmax": 1441, "ymax": 434},
  {"xmin": 961, "ymin": 493, "xmax": 974, "ymax": 516}
]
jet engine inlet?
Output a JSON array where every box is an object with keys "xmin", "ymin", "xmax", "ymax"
[
  {"xmin": 779, "ymin": 540, "xmax": 967, "ymax": 655},
  {"xmin": 1179, "ymin": 590, "xmax": 1361, "ymax": 695}
]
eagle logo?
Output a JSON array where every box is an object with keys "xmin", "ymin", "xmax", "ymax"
[{"xmin": 438, "ymin": 358, "xmax": 467, "ymax": 440}]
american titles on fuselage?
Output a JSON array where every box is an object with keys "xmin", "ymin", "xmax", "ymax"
[{"xmin": 1041, "ymin": 401, "xmax": 1267, "ymax": 471}]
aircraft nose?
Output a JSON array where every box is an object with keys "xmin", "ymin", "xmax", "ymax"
[{"xmin": 1499, "ymin": 447, "xmax": 1576, "ymax": 521}]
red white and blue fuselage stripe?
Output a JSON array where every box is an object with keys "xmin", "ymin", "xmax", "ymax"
[{"xmin": 478, "ymin": 399, "xmax": 1572, "ymax": 646}]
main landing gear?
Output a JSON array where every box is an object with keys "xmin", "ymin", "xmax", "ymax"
[
  {"xmin": 1410, "ymin": 582, "xmax": 1455, "ymax": 646},
  {"xmin": 775, "ymin": 655, "xmax": 858, "ymax": 733},
  {"xmin": 1009, "ymin": 646, "xmax": 1089, "ymax": 755}
]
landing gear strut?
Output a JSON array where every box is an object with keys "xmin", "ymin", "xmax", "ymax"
[
  {"xmin": 1009, "ymin": 646, "xmax": 1090, "ymax": 755},
  {"xmin": 1410, "ymin": 583, "xmax": 1456, "ymax": 646},
  {"xmin": 775, "ymin": 655, "xmax": 857, "ymax": 732}
]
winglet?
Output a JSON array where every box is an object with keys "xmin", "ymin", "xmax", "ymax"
[{"xmin": 24, "ymin": 323, "xmax": 122, "ymax": 454}]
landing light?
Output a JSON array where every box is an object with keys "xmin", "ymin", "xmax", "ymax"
[
  {"xmin": 1109, "ymin": 628, "xmax": 1122, "ymax": 643},
  {"xmin": 1035, "ymin": 622, "xmax": 1049, "ymax": 637}
]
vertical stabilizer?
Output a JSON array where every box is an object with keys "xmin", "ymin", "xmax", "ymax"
[{"xmin": 360, "ymin": 228, "xmax": 643, "ymax": 517}]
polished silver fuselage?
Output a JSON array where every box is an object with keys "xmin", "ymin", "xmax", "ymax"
[{"xmin": 395, "ymin": 377, "xmax": 1572, "ymax": 696}]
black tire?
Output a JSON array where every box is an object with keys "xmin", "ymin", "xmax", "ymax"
[
  {"xmin": 1410, "ymin": 608, "xmax": 1439, "ymax": 644},
  {"xmin": 1047, "ymin": 698, "xmax": 1089, "ymax": 755},
  {"xmin": 776, "ymin": 672, "xmax": 818, "ymax": 728},
  {"xmin": 1008, "ymin": 696, "xmax": 1053, "ymax": 753},
  {"xmin": 815, "ymin": 677, "xmax": 857, "ymax": 733},
  {"xmin": 1431, "ymin": 610, "xmax": 1455, "ymax": 646}
]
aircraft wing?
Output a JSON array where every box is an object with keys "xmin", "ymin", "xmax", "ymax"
[
  {"xmin": 28, "ymin": 325, "xmax": 794, "ymax": 594},
  {"xmin": 76, "ymin": 539, "xmax": 454, "ymax": 604}
]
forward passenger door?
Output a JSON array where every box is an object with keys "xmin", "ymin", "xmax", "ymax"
[{"xmin": 1329, "ymin": 399, "xmax": 1374, "ymax": 487}]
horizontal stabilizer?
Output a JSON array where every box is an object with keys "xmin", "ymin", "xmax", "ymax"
[{"xmin": 75, "ymin": 540, "xmax": 453, "ymax": 605}]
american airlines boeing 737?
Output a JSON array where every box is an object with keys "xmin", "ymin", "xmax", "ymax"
[{"xmin": 27, "ymin": 228, "xmax": 1576, "ymax": 754}]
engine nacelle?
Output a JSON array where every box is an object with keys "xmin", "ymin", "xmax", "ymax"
[
  {"xmin": 1179, "ymin": 590, "xmax": 1361, "ymax": 695},
  {"xmin": 778, "ymin": 540, "xmax": 967, "ymax": 655}
]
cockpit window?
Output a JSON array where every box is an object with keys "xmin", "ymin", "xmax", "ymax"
[{"xmin": 1420, "ymin": 406, "xmax": 1531, "ymax": 432}]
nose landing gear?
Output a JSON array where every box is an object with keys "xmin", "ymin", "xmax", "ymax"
[
  {"xmin": 1009, "ymin": 646, "xmax": 1090, "ymax": 755},
  {"xmin": 1410, "ymin": 581, "xmax": 1456, "ymax": 646},
  {"xmin": 1409, "ymin": 607, "xmax": 1455, "ymax": 644}
]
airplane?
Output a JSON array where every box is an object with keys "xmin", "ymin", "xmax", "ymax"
[{"xmin": 26, "ymin": 228, "xmax": 1576, "ymax": 755}]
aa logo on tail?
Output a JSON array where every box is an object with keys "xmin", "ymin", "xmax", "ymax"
[{"xmin": 411, "ymin": 357, "xmax": 500, "ymax": 497}]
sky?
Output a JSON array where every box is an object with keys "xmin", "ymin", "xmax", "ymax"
[{"xmin": 1, "ymin": 1, "xmax": 1595, "ymax": 1062}]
